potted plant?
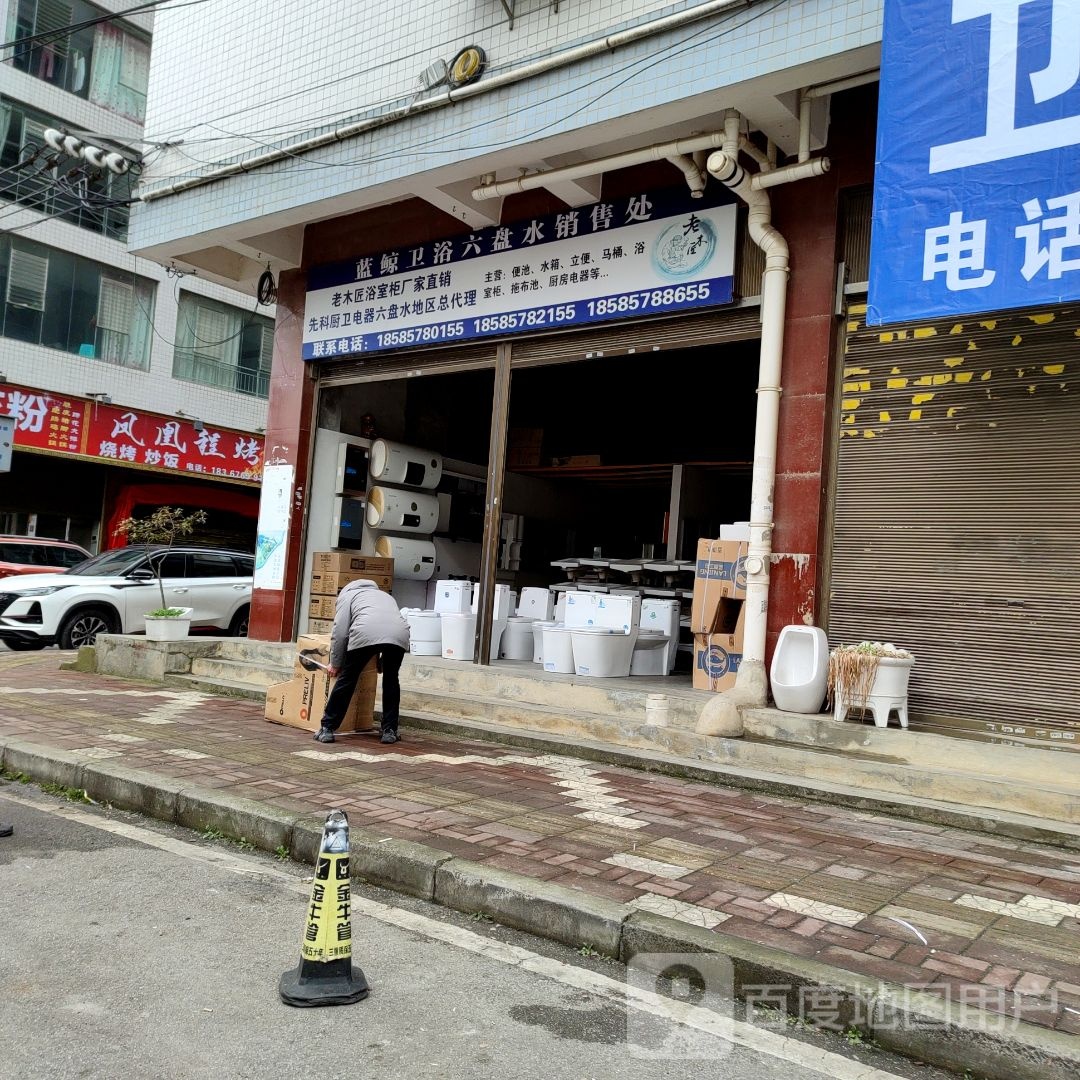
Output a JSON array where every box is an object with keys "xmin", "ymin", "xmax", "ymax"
[
  {"xmin": 828, "ymin": 640, "xmax": 915, "ymax": 729},
  {"xmin": 114, "ymin": 507, "xmax": 207, "ymax": 641}
]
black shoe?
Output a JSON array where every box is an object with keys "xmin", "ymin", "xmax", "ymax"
[
  {"xmin": 313, "ymin": 728, "xmax": 336, "ymax": 743},
  {"xmin": 0, "ymin": 822, "xmax": 12, "ymax": 838},
  {"xmin": 380, "ymin": 730, "xmax": 398, "ymax": 745}
]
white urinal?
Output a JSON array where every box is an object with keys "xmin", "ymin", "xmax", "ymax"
[{"xmin": 770, "ymin": 626, "xmax": 828, "ymax": 713}]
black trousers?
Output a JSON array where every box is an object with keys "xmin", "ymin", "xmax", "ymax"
[{"xmin": 321, "ymin": 644, "xmax": 405, "ymax": 733}]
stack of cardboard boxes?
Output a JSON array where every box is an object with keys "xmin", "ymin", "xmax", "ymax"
[
  {"xmin": 691, "ymin": 538, "xmax": 749, "ymax": 692},
  {"xmin": 506, "ymin": 428, "xmax": 543, "ymax": 469},
  {"xmin": 264, "ymin": 633, "xmax": 378, "ymax": 733},
  {"xmin": 306, "ymin": 551, "xmax": 395, "ymax": 632}
]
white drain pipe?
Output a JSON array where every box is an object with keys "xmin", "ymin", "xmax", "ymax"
[{"xmin": 706, "ymin": 111, "xmax": 829, "ymax": 703}]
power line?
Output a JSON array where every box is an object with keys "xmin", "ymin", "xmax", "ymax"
[{"xmin": 0, "ymin": 0, "xmax": 209, "ymax": 53}]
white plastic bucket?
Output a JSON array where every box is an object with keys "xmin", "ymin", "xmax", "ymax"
[
  {"xmin": 500, "ymin": 617, "xmax": 535, "ymax": 661},
  {"xmin": 541, "ymin": 624, "xmax": 575, "ymax": 674},
  {"xmin": 440, "ymin": 612, "xmax": 476, "ymax": 660}
]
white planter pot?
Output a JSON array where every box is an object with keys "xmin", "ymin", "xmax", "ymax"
[
  {"xmin": 833, "ymin": 654, "xmax": 915, "ymax": 729},
  {"xmin": 143, "ymin": 608, "xmax": 193, "ymax": 642}
]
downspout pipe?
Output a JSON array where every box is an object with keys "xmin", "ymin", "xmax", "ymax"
[
  {"xmin": 706, "ymin": 111, "xmax": 828, "ymax": 706},
  {"xmin": 470, "ymin": 132, "xmax": 725, "ymax": 200}
]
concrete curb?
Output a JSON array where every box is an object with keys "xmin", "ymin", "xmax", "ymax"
[{"xmin": 2, "ymin": 735, "xmax": 1077, "ymax": 1080}]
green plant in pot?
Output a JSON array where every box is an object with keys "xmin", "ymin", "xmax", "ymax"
[
  {"xmin": 115, "ymin": 507, "xmax": 207, "ymax": 637},
  {"xmin": 828, "ymin": 640, "xmax": 915, "ymax": 729}
]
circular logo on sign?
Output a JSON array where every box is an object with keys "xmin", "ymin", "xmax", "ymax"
[
  {"xmin": 652, "ymin": 217, "xmax": 717, "ymax": 279},
  {"xmin": 733, "ymin": 556, "xmax": 748, "ymax": 591},
  {"xmin": 701, "ymin": 643, "xmax": 731, "ymax": 679}
]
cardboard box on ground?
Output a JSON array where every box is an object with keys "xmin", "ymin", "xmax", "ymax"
[
  {"xmin": 264, "ymin": 633, "xmax": 378, "ymax": 733},
  {"xmin": 691, "ymin": 538, "xmax": 749, "ymax": 692}
]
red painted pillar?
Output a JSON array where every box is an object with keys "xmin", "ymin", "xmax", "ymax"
[
  {"xmin": 249, "ymin": 269, "xmax": 314, "ymax": 641},
  {"xmin": 765, "ymin": 89, "xmax": 876, "ymax": 664}
]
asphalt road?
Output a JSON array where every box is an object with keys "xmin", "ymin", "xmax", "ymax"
[{"xmin": 0, "ymin": 784, "xmax": 952, "ymax": 1080}]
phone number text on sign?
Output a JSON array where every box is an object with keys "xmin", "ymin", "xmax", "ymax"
[{"xmin": 311, "ymin": 280, "xmax": 724, "ymax": 357}]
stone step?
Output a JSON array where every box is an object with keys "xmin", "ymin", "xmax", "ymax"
[
  {"xmin": 164, "ymin": 673, "xmax": 267, "ymax": 701},
  {"xmin": 402, "ymin": 656, "xmax": 705, "ymax": 727},
  {"xmin": 211, "ymin": 640, "xmax": 299, "ymax": 666},
  {"xmin": 189, "ymin": 656, "xmax": 293, "ymax": 688},
  {"xmin": 742, "ymin": 707, "xmax": 1077, "ymax": 787}
]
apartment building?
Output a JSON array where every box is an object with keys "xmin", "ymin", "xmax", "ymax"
[{"xmin": 0, "ymin": 0, "xmax": 270, "ymax": 551}]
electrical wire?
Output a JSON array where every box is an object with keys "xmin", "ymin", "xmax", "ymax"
[
  {"xmin": 0, "ymin": 0, "xmax": 210, "ymax": 53},
  {"xmin": 136, "ymin": 0, "xmax": 780, "ymax": 187}
]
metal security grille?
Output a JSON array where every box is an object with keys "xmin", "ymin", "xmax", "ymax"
[{"xmin": 829, "ymin": 302, "xmax": 1080, "ymax": 746}]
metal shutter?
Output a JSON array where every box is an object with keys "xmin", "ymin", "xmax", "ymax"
[{"xmin": 829, "ymin": 302, "xmax": 1080, "ymax": 745}]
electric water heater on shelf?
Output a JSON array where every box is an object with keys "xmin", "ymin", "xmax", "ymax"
[
  {"xmin": 369, "ymin": 439, "xmax": 443, "ymax": 490},
  {"xmin": 374, "ymin": 535, "xmax": 436, "ymax": 580},
  {"xmin": 365, "ymin": 486, "xmax": 440, "ymax": 533}
]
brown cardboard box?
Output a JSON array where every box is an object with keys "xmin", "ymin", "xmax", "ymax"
[
  {"xmin": 264, "ymin": 658, "xmax": 377, "ymax": 733},
  {"xmin": 692, "ymin": 598, "xmax": 746, "ymax": 692},
  {"xmin": 690, "ymin": 538, "xmax": 749, "ymax": 633},
  {"xmin": 550, "ymin": 454, "xmax": 602, "ymax": 467},
  {"xmin": 311, "ymin": 552, "xmax": 395, "ymax": 576},
  {"xmin": 310, "ymin": 570, "xmax": 393, "ymax": 595},
  {"xmin": 506, "ymin": 446, "xmax": 542, "ymax": 468},
  {"xmin": 306, "ymin": 617, "xmax": 333, "ymax": 635},
  {"xmin": 509, "ymin": 427, "xmax": 543, "ymax": 449},
  {"xmin": 308, "ymin": 595, "xmax": 338, "ymax": 621}
]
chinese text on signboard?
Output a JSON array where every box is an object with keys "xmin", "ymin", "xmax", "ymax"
[
  {"xmin": 0, "ymin": 385, "xmax": 263, "ymax": 483},
  {"xmin": 869, "ymin": 0, "xmax": 1080, "ymax": 324},
  {"xmin": 303, "ymin": 186, "xmax": 737, "ymax": 358}
]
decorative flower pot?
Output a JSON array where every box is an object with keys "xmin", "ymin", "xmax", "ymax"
[
  {"xmin": 143, "ymin": 608, "xmax": 193, "ymax": 642},
  {"xmin": 832, "ymin": 654, "xmax": 915, "ymax": 729}
]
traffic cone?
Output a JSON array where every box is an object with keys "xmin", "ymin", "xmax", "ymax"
[{"xmin": 279, "ymin": 809, "xmax": 370, "ymax": 1007}]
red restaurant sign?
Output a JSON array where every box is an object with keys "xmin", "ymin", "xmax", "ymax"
[{"xmin": 0, "ymin": 384, "xmax": 263, "ymax": 484}]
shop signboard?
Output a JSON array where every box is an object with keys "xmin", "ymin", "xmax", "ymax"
[
  {"xmin": 303, "ymin": 186, "xmax": 738, "ymax": 359},
  {"xmin": 868, "ymin": 0, "xmax": 1080, "ymax": 325},
  {"xmin": 0, "ymin": 384, "xmax": 263, "ymax": 484}
]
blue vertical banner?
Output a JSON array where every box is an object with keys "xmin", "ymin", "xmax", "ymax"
[{"xmin": 868, "ymin": 0, "xmax": 1080, "ymax": 325}]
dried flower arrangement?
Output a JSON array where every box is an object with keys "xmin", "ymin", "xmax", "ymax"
[{"xmin": 827, "ymin": 641, "xmax": 914, "ymax": 713}]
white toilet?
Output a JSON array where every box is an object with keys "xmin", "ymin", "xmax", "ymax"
[
  {"xmin": 631, "ymin": 599, "xmax": 680, "ymax": 675},
  {"xmin": 500, "ymin": 616, "xmax": 535, "ymax": 660},
  {"xmin": 404, "ymin": 610, "xmax": 442, "ymax": 656},
  {"xmin": 440, "ymin": 612, "xmax": 476, "ymax": 661},
  {"xmin": 532, "ymin": 620, "xmax": 557, "ymax": 665},
  {"xmin": 541, "ymin": 624, "xmax": 576, "ymax": 673},
  {"xmin": 770, "ymin": 625, "xmax": 829, "ymax": 713},
  {"xmin": 517, "ymin": 587, "xmax": 554, "ymax": 621},
  {"xmin": 571, "ymin": 627, "xmax": 637, "ymax": 677}
]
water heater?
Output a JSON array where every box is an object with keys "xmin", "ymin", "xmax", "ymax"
[
  {"xmin": 369, "ymin": 439, "xmax": 443, "ymax": 490},
  {"xmin": 365, "ymin": 486, "xmax": 440, "ymax": 533},
  {"xmin": 374, "ymin": 535, "xmax": 436, "ymax": 580}
]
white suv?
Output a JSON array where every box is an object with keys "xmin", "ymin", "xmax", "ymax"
[{"xmin": 0, "ymin": 545, "xmax": 254, "ymax": 650}]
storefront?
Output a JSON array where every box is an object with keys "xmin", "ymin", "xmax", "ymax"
[
  {"xmin": 266, "ymin": 176, "xmax": 767, "ymax": 678},
  {"xmin": 0, "ymin": 383, "xmax": 264, "ymax": 551}
]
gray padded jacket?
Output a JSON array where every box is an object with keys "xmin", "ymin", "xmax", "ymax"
[{"xmin": 329, "ymin": 579, "xmax": 410, "ymax": 667}]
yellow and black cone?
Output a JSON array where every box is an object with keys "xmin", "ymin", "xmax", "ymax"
[{"xmin": 279, "ymin": 809, "xmax": 370, "ymax": 1007}]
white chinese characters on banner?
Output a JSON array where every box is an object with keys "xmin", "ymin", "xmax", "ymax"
[{"xmin": 870, "ymin": 0, "xmax": 1080, "ymax": 322}]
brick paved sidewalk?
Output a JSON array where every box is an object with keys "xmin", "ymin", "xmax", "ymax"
[{"xmin": 1, "ymin": 652, "xmax": 1078, "ymax": 1036}]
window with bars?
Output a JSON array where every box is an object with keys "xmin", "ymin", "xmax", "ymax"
[
  {"xmin": 0, "ymin": 234, "xmax": 153, "ymax": 366},
  {"xmin": 173, "ymin": 294, "xmax": 274, "ymax": 399},
  {"xmin": 6, "ymin": 0, "xmax": 150, "ymax": 121}
]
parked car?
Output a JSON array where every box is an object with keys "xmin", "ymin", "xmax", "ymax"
[
  {"xmin": 0, "ymin": 545, "xmax": 254, "ymax": 651},
  {"xmin": 0, "ymin": 537, "xmax": 92, "ymax": 579}
]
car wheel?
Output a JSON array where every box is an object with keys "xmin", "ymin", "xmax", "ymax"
[
  {"xmin": 228, "ymin": 605, "xmax": 250, "ymax": 638},
  {"xmin": 4, "ymin": 639, "xmax": 47, "ymax": 651},
  {"xmin": 58, "ymin": 606, "xmax": 120, "ymax": 650}
]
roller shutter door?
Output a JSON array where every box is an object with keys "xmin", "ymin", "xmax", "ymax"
[{"xmin": 829, "ymin": 302, "xmax": 1080, "ymax": 746}]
